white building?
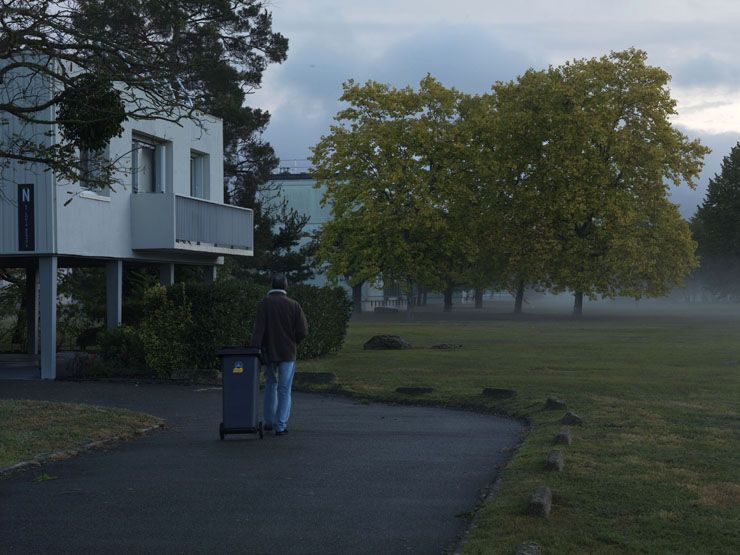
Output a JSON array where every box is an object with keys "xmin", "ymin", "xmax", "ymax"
[
  {"xmin": 265, "ymin": 172, "xmax": 392, "ymax": 310},
  {"xmin": 1, "ymin": 78, "xmax": 253, "ymax": 379}
]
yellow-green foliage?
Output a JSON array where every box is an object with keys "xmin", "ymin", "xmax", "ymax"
[
  {"xmin": 311, "ymin": 76, "xmax": 483, "ymax": 295},
  {"xmin": 311, "ymin": 49, "xmax": 708, "ymax": 308}
]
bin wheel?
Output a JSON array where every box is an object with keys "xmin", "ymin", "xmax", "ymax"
[
  {"xmin": 258, "ymin": 421, "xmax": 264, "ymax": 440},
  {"xmin": 219, "ymin": 422, "xmax": 225, "ymax": 441}
]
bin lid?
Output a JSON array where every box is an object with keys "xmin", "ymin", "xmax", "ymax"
[{"xmin": 216, "ymin": 346, "xmax": 261, "ymax": 357}]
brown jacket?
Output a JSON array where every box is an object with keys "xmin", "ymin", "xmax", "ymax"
[{"xmin": 250, "ymin": 290, "xmax": 308, "ymax": 362}]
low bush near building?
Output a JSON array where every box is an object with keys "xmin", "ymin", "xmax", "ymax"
[
  {"xmin": 99, "ymin": 279, "xmax": 352, "ymax": 377},
  {"xmin": 290, "ymin": 284, "xmax": 353, "ymax": 359}
]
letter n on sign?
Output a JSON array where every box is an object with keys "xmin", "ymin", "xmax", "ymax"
[{"xmin": 17, "ymin": 183, "xmax": 35, "ymax": 251}]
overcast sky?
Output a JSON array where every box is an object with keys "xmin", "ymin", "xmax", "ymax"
[{"xmin": 250, "ymin": 0, "xmax": 740, "ymax": 217}]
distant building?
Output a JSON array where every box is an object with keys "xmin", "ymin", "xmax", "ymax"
[{"xmin": 265, "ymin": 172, "xmax": 391, "ymax": 309}]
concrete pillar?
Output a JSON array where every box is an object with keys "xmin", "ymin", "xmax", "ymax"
[
  {"xmin": 39, "ymin": 256, "xmax": 57, "ymax": 380},
  {"xmin": 25, "ymin": 264, "xmax": 39, "ymax": 355},
  {"xmin": 159, "ymin": 263, "xmax": 175, "ymax": 286},
  {"xmin": 106, "ymin": 260, "xmax": 123, "ymax": 329},
  {"xmin": 203, "ymin": 265, "xmax": 217, "ymax": 284}
]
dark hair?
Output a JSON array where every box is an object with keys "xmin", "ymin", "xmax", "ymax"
[{"xmin": 271, "ymin": 273, "xmax": 288, "ymax": 290}]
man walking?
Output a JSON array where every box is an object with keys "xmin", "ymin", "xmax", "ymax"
[{"xmin": 250, "ymin": 274, "xmax": 308, "ymax": 436}]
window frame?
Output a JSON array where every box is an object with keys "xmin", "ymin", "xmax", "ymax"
[
  {"xmin": 79, "ymin": 145, "xmax": 111, "ymax": 198},
  {"xmin": 132, "ymin": 135, "xmax": 166, "ymax": 194},
  {"xmin": 189, "ymin": 150, "xmax": 209, "ymax": 199}
]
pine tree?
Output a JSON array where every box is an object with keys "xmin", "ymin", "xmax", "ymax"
[{"xmin": 691, "ymin": 143, "xmax": 740, "ymax": 299}]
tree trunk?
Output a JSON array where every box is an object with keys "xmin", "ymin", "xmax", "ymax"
[
  {"xmin": 474, "ymin": 288, "xmax": 483, "ymax": 309},
  {"xmin": 573, "ymin": 291, "xmax": 584, "ymax": 316},
  {"xmin": 443, "ymin": 283, "xmax": 453, "ymax": 312},
  {"xmin": 514, "ymin": 282, "xmax": 525, "ymax": 314},
  {"xmin": 422, "ymin": 290, "xmax": 428, "ymax": 306},
  {"xmin": 405, "ymin": 291, "xmax": 414, "ymax": 321},
  {"xmin": 416, "ymin": 286, "xmax": 423, "ymax": 307},
  {"xmin": 351, "ymin": 282, "xmax": 363, "ymax": 314}
]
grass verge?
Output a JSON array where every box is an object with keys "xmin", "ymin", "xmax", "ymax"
[
  {"xmin": 0, "ymin": 399, "xmax": 163, "ymax": 470},
  {"xmin": 298, "ymin": 306, "xmax": 740, "ymax": 553}
]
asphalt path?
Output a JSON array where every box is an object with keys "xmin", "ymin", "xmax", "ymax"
[{"xmin": 0, "ymin": 381, "xmax": 525, "ymax": 554}]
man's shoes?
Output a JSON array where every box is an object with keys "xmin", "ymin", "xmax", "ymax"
[
  {"xmin": 263, "ymin": 424, "xmax": 273, "ymax": 432},
  {"xmin": 275, "ymin": 429, "xmax": 289, "ymax": 436}
]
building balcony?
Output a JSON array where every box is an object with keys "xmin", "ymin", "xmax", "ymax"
[{"xmin": 131, "ymin": 193, "xmax": 253, "ymax": 257}]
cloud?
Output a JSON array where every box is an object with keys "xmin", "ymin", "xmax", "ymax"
[
  {"xmin": 251, "ymin": 1, "xmax": 740, "ymax": 215},
  {"xmin": 256, "ymin": 25, "xmax": 538, "ymax": 160},
  {"xmin": 365, "ymin": 25, "xmax": 538, "ymax": 93},
  {"xmin": 671, "ymin": 55, "xmax": 740, "ymax": 88}
]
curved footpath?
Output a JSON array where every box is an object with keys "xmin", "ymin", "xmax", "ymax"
[{"xmin": 0, "ymin": 381, "xmax": 525, "ymax": 554}]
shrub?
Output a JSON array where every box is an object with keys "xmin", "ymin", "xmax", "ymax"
[
  {"xmin": 165, "ymin": 280, "xmax": 264, "ymax": 369},
  {"xmin": 138, "ymin": 286, "xmax": 192, "ymax": 377},
  {"xmin": 57, "ymin": 302, "xmax": 96, "ymax": 350},
  {"xmin": 98, "ymin": 325, "xmax": 146, "ymax": 369},
  {"xmin": 163, "ymin": 279, "xmax": 352, "ymax": 366},
  {"xmin": 290, "ymin": 284, "xmax": 353, "ymax": 359},
  {"xmin": 99, "ymin": 279, "xmax": 352, "ymax": 373}
]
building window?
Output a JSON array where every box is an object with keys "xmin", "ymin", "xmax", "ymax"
[
  {"xmin": 132, "ymin": 137, "xmax": 166, "ymax": 193},
  {"xmin": 80, "ymin": 147, "xmax": 110, "ymax": 196},
  {"xmin": 190, "ymin": 151, "xmax": 209, "ymax": 199}
]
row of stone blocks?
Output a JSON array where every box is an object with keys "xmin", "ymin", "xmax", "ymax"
[{"xmin": 517, "ymin": 398, "xmax": 583, "ymax": 554}]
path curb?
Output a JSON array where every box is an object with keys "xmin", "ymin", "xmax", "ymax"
[{"xmin": 0, "ymin": 423, "xmax": 165, "ymax": 477}]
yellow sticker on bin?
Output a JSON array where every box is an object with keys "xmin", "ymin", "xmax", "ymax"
[{"xmin": 233, "ymin": 361, "xmax": 244, "ymax": 374}]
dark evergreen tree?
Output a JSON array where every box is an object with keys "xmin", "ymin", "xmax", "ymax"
[
  {"xmin": 227, "ymin": 181, "xmax": 316, "ymax": 283},
  {"xmin": 1, "ymin": 0, "xmax": 288, "ymax": 188},
  {"xmin": 691, "ymin": 143, "xmax": 740, "ymax": 299}
]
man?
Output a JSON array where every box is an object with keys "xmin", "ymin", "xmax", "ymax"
[{"xmin": 250, "ymin": 274, "xmax": 308, "ymax": 436}]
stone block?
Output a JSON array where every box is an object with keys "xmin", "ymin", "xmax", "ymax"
[
  {"xmin": 527, "ymin": 486, "xmax": 552, "ymax": 517},
  {"xmin": 395, "ymin": 386, "xmax": 434, "ymax": 395},
  {"xmin": 482, "ymin": 387, "xmax": 518, "ymax": 399},
  {"xmin": 363, "ymin": 335, "xmax": 411, "ymax": 350},
  {"xmin": 561, "ymin": 411, "xmax": 583, "ymax": 425},
  {"xmin": 545, "ymin": 449, "xmax": 565, "ymax": 471},
  {"xmin": 545, "ymin": 397, "xmax": 567, "ymax": 410},
  {"xmin": 515, "ymin": 542, "xmax": 542, "ymax": 555},
  {"xmin": 554, "ymin": 427, "xmax": 572, "ymax": 445}
]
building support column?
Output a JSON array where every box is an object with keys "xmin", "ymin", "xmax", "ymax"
[
  {"xmin": 106, "ymin": 260, "xmax": 123, "ymax": 329},
  {"xmin": 39, "ymin": 256, "xmax": 57, "ymax": 380},
  {"xmin": 159, "ymin": 263, "xmax": 175, "ymax": 286},
  {"xmin": 25, "ymin": 264, "xmax": 39, "ymax": 355},
  {"xmin": 203, "ymin": 265, "xmax": 217, "ymax": 284}
]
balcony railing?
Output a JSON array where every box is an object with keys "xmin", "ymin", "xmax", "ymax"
[{"xmin": 132, "ymin": 193, "xmax": 253, "ymax": 256}]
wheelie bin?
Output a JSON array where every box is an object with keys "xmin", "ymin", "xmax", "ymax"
[{"xmin": 216, "ymin": 347, "xmax": 263, "ymax": 440}]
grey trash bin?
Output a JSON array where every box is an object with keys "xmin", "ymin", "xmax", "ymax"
[{"xmin": 216, "ymin": 347, "xmax": 263, "ymax": 440}]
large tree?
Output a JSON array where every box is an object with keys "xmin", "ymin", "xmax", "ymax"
[
  {"xmin": 519, "ymin": 49, "xmax": 707, "ymax": 314},
  {"xmin": 470, "ymin": 72, "xmax": 562, "ymax": 313},
  {"xmin": 0, "ymin": 0, "xmax": 287, "ymax": 189},
  {"xmin": 311, "ymin": 76, "xmax": 478, "ymax": 312},
  {"xmin": 691, "ymin": 143, "xmax": 740, "ymax": 299}
]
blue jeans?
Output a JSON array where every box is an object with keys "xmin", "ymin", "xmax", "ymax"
[{"xmin": 263, "ymin": 361, "xmax": 296, "ymax": 432}]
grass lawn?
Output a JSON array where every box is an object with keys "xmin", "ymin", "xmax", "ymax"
[
  {"xmin": 299, "ymin": 303, "xmax": 740, "ymax": 553},
  {"xmin": 0, "ymin": 400, "xmax": 163, "ymax": 469}
]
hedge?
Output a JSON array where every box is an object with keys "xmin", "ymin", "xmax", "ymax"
[{"xmin": 100, "ymin": 279, "xmax": 352, "ymax": 377}]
